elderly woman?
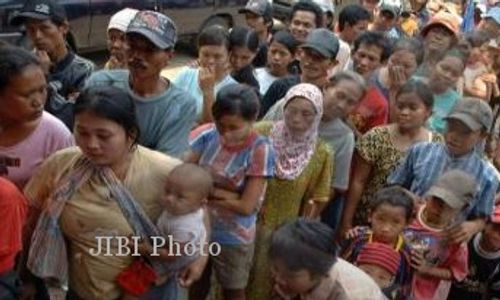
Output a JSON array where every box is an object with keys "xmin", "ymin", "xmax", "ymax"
[
  {"xmin": 22, "ymin": 86, "xmax": 207, "ymax": 300},
  {"xmin": 0, "ymin": 46, "xmax": 73, "ymax": 188},
  {"xmin": 247, "ymin": 83, "xmax": 333, "ymax": 300}
]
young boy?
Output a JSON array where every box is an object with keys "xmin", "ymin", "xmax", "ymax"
[
  {"xmin": 388, "ymin": 97, "xmax": 499, "ymax": 244},
  {"xmin": 116, "ymin": 163, "xmax": 212, "ymax": 299},
  {"xmin": 355, "ymin": 242, "xmax": 404, "ymax": 299},
  {"xmin": 341, "ymin": 186, "xmax": 414, "ymax": 299},
  {"xmin": 404, "ymin": 170, "xmax": 476, "ymax": 300},
  {"xmin": 447, "ymin": 205, "xmax": 500, "ymax": 299}
]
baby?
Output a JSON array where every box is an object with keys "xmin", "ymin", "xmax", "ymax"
[{"xmin": 117, "ymin": 163, "xmax": 212, "ymax": 299}]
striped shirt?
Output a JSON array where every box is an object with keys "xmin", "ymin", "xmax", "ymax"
[
  {"xmin": 388, "ymin": 142, "xmax": 499, "ymax": 218},
  {"xmin": 190, "ymin": 124, "xmax": 275, "ymax": 245}
]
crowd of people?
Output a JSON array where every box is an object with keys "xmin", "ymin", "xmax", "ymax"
[{"xmin": 1, "ymin": 0, "xmax": 500, "ymax": 299}]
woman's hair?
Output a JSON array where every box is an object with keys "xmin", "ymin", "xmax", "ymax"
[
  {"xmin": 197, "ymin": 25, "xmax": 230, "ymax": 51},
  {"xmin": 269, "ymin": 218, "xmax": 338, "ymax": 276},
  {"xmin": 74, "ymin": 86, "xmax": 140, "ymax": 145},
  {"xmin": 326, "ymin": 70, "xmax": 368, "ymax": 98},
  {"xmin": 0, "ymin": 46, "xmax": 40, "ymax": 93},
  {"xmin": 369, "ymin": 186, "xmax": 415, "ymax": 221},
  {"xmin": 392, "ymin": 38, "xmax": 425, "ymax": 66},
  {"xmin": 270, "ymin": 30, "xmax": 300, "ymax": 55},
  {"xmin": 229, "ymin": 26, "xmax": 259, "ymax": 53},
  {"xmin": 395, "ymin": 79, "xmax": 435, "ymax": 110},
  {"xmin": 213, "ymin": 83, "xmax": 260, "ymax": 121}
]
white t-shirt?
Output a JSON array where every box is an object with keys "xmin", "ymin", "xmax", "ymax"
[{"xmin": 255, "ymin": 68, "xmax": 279, "ymax": 96}]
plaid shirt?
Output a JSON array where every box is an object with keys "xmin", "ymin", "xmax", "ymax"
[{"xmin": 388, "ymin": 142, "xmax": 499, "ymax": 218}]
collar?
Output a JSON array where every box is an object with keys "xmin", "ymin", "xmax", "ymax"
[
  {"xmin": 368, "ymin": 231, "xmax": 405, "ymax": 251},
  {"xmin": 474, "ymin": 232, "xmax": 500, "ymax": 259}
]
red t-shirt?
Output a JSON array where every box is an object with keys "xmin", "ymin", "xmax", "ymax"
[
  {"xmin": 0, "ymin": 177, "xmax": 28, "ymax": 274},
  {"xmin": 349, "ymin": 86, "xmax": 389, "ymax": 135}
]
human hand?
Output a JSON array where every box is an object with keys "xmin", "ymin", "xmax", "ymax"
[
  {"xmin": 178, "ymin": 255, "xmax": 208, "ymax": 288},
  {"xmin": 199, "ymin": 67, "xmax": 215, "ymax": 93},
  {"xmin": 446, "ymin": 220, "xmax": 485, "ymax": 244},
  {"xmin": 34, "ymin": 49, "xmax": 52, "ymax": 75},
  {"xmin": 344, "ymin": 226, "xmax": 366, "ymax": 240},
  {"xmin": 410, "ymin": 249, "xmax": 430, "ymax": 275},
  {"xmin": 388, "ymin": 65, "xmax": 407, "ymax": 89}
]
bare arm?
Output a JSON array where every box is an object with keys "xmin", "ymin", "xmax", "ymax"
[{"xmin": 210, "ymin": 177, "xmax": 267, "ymax": 216}]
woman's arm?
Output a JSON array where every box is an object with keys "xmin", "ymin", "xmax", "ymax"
[
  {"xmin": 339, "ymin": 153, "xmax": 373, "ymax": 236},
  {"xmin": 209, "ymin": 177, "xmax": 267, "ymax": 216}
]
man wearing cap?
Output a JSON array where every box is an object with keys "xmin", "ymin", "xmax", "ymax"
[
  {"xmin": 239, "ymin": 0, "xmax": 273, "ymax": 67},
  {"xmin": 447, "ymin": 204, "xmax": 500, "ymax": 300},
  {"xmin": 260, "ymin": 28, "xmax": 339, "ymax": 117},
  {"xmin": 389, "ymin": 97, "xmax": 500, "ymax": 244},
  {"xmin": 86, "ymin": 11, "xmax": 197, "ymax": 158},
  {"xmin": 479, "ymin": 6, "xmax": 500, "ymax": 39},
  {"xmin": 105, "ymin": 8, "xmax": 139, "ymax": 70},
  {"xmin": 11, "ymin": 0, "xmax": 95, "ymax": 100},
  {"xmin": 416, "ymin": 11, "xmax": 460, "ymax": 76},
  {"xmin": 370, "ymin": 3, "xmax": 404, "ymax": 41}
]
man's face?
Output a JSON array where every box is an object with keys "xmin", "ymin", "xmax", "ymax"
[
  {"xmin": 374, "ymin": 10, "xmax": 397, "ymax": 31},
  {"xmin": 289, "ymin": 10, "xmax": 317, "ymax": 43},
  {"xmin": 361, "ymin": 0, "xmax": 380, "ymax": 15},
  {"xmin": 423, "ymin": 26, "xmax": 455, "ymax": 54},
  {"xmin": 107, "ymin": 29, "xmax": 128, "ymax": 65},
  {"xmin": 25, "ymin": 18, "xmax": 68, "ymax": 56},
  {"xmin": 298, "ymin": 48, "xmax": 335, "ymax": 82},
  {"xmin": 352, "ymin": 43, "xmax": 383, "ymax": 79},
  {"xmin": 342, "ymin": 20, "xmax": 369, "ymax": 44},
  {"xmin": 126, "ymin": 33, "xmax": 173, "ymax": 80},
  {"xmin": 245, "ymin": 11, "xmax": 268, "ymax": 36}
]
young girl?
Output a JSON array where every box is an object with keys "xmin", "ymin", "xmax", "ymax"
[
  {"xmin": 342, "ymin": 186, "xmax": 414, "ymax": 299},
  {"xmin": 229, "ymin": 26, "xmax": 260, "ymax": 91},
  {"xmin": 255, "ymin": 30, "xmax": 298, "ymax": 96},
  {"xmin": 173, "ymin": 25, "xmax": 237, "ymax": 123},
  {"xmin": 342, "ymin": 80, "xmax": 441, "ymax": 231},
  {"xmin": 185, "ymin": 83, "xmax": 275, "ymax": 300},
  {"xmin": 269, "ymin": 219, "xmax": 385, "ymax": 300}
]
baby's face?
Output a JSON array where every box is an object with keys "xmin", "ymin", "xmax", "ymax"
[
  {"xmin": 162, "ymin": 175, "xmax": 203, "ymax": 216},
  {"xmin": 358, "ymin": 264, "xmax": 394, "ymax": 288}
]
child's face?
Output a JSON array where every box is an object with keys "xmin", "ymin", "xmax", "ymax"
[
  {"xmin": 424, "ymin": 197, "xmax": 461, "ymax": 226},
  {"xmin": 215, "ymin": 114, "xmax": 253, "ymax": 147},
  {"xmin": 270, "ymin": 259, "xmax": 322, "ymax": 296},
  {"xmin": 481, "ymin": 223, "xmax": 500, "ymax": 252},
  {"xmin": 444, "ymin": 119, "xmax": 485, "ymax": 156},
  {"xmin": 230, "ymin": 46, "xmax": 256, "ymax": 73},
  {"xmin": 162, "ymin": 174, "xmax": 204, "ymax": 216},
  {"xmin": 267, "ymin": 41, "xmax": 294, "ymax": 76},
  {"xmin": 370, "ymin": 203, "xmax": 408, "ymax": 244},
  {"xmin": 358, "ymin": 264, "xmax": 394, "ymax": 288}
]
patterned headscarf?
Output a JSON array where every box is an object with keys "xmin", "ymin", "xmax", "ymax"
[{"xmin": 270, "ymin": 83, "xmax": 323, "ymax": 180}]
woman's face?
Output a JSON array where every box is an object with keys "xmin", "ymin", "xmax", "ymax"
[
  {"xmin": 267, "ymin": 41, "xmax": 294, "ymax": 76},
  {"xmin": 215, "ymin": 114, "xmax": 253, "ymax": 147},
  {"xmin": 0, "ymin": 64, "xmax": 46, "ymax": 125},
  {"xmin": 199, "ymin": 44, "xmax": 229, "ymax": 75},
  {"xmin": 424, "ymin": 26, "xmax": 455, "ymax": 55},
  {"xmin": 74, "ymin": 111, "xmax": 134, "ymax": 167},
  {"xmin": 322, "ymin": 80, "xmax": 364, "ymax": 121},
  {"xmin": 394, "ymin": 91, "xmax": 432, "ymax": 130},
  {"xmin": 429, "ymin": 55, "xmax": 464, "ymax": 92},
  {"xmin": 284, "ymin": 97, "xmax": 317, "ymax": 136},
  {"xmin": 388, "ymin": 50, "xmax": 419, "ymax": 80},
  {"xmin": 230, "ymin": 46, "xmax": 256, "ymax": 73}
]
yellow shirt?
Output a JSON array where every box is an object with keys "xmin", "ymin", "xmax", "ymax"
[{"xmin": 25, "ymin": 146, "xmax": 180, "ymax": 300}]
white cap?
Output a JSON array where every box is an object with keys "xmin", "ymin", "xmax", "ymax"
[{"xmin": 108, "ymin": 8, "xmax": 139, "ymax": 32}]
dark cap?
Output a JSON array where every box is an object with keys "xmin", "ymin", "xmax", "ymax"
[
  {"xmin": 380, "ymin": 3, "xmax": 401, "ymax": 17},
  {"xmin": 11, "ymin": 0, "xmax": 67, "ymax": 26},
  {"xmin": 301, "ymin": 28, "xmax": 339, "ymax": 59},
  {"xmin": 127, "ymin": 10, "xmax": 177, "ymax": 50},
  {"xmin": 426, "ymin": 170, "xmax": 477, "ymax": 209},
  {"xmin": 445, "ymin": 97, "xmax": 494, "ymax": 132},
  {"xmin": 239, "ymin": 0, "xmax": 273, "ymax": 20}
]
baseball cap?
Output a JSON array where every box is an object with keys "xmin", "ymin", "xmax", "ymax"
[
  {"xmin": 356, "ymin": 243, "xmax": 401, "ymax": 275},
  {"xmin": 301, "ymin": 28, "xmax": 340, "ymax": 59},
  {"xmin": 11, "ymin": 0, "xmax": 67, "ymax": 26},
  {"xmin": 445, "ymin": 97, "xmax": 494, "ymax": 132},
  {"xmin": 426, "ymin": 170, "xmax": 477, "ymax": 209},
  {"xmin": 380, "ymin": 3, "xmax": 401, "ymax": 17},
  {"xmin": 127, "ymin": 10, "xmax": 177, "ymax": 50},
  {"xmin": 491, "ymin": 205, "xmax": 500, "ymax": 224},
  {"xmin": 108, "ymin": 8, "xmax": 139, "ymax": 32},
  {"xmin": 239, "ymin": 0, "xmax": 273, "ymax": 20},
  {"xmin": 483, "ymin": 7, "xmax": 500, "ymax": 25},
  {"xmin": 420, "ymin": 11, "xmax": 461, "ymax": 38}
]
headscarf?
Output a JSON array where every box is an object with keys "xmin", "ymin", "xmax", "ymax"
[{"xmin": 270, "ymin": 83, "xmax": 323, "ymax": 180}]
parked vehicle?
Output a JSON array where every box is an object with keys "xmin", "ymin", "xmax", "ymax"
[{"xmin": 0, "ymin": 0, "xmax": 246, "ymax": 53}]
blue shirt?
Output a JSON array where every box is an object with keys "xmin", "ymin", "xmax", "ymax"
[
  {"xmin": 388, "ymin": 142, "xmax": 499, "ymax": 218},
  {"xmin": 427, "ymin": 89, "xmax": 460, "ymax": 134},
  {"xmin": 172, "ymin": 67, "xmax": 238, "ymax": 118},
  {"xmin": 85, "ymin": 70, "xmax": 197, "ymax": 157}
]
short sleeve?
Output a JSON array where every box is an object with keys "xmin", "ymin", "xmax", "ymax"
[
  {"xmin": 332, "ymin": 132, "xmax": 355, "ymax": 190},
  {"xmin": 387, "ymin": 145, "xmax": 418, "ymax": 189},
  {"xmin": 246, "ymin": 138, "xmax": 275, "ymax": 178},
  {"xmin": 189, "ymin": 124, "xmax": 216, "ymax": 155},
  {"xmin": 356, "ymin": 127, "xmax": 385, "ymax": 164},
  {"xmin": 0, "ymin": 178, "xmax": 27, "ymax": 258},
  {"xmin": 308, "ymin": 142, "xmax": 333, "ymax": 202}
]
